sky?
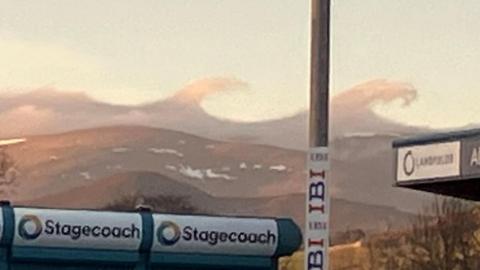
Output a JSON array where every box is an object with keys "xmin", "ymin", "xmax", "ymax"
[{"xmin": 0, "ymin": 0, "xmax": 480, "ymax": 129}]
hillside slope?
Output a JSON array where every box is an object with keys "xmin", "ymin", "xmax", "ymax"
[
  {"xmin": 23, "ymin": 171, "xmax": 415, "ymax": 234},
  {"xmin": 2, "ymin": 125, "xmax": 431, "ymax": 213}
]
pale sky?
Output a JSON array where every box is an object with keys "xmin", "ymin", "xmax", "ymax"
[{"xmin": 1, "ymin": 0, "xmax": 480, "ymax": 128}]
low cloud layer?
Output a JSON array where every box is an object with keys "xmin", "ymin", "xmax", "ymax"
[{"xmin": 0, "ymin": 78, "xmax": 425, "ymax": 149}]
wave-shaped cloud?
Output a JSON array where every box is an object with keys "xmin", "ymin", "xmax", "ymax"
[
  {"xmin": 331, "ymin": 79, "xmax": 421, "ymax": 137},
  {"xmin": 0, "ymin": 78, "xmax": 426, "ymax": 149},
  {"xmin": 333, "ymin": 79, "xmax": 417, "ymax": 108},
  {"xmin": 171, "ymin": 78, "xmax": 248, "ymax": 105}
]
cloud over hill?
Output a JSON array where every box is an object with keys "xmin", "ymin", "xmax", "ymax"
[{"xmin": 0, "ymin": 78, "xmax": 426, "ymax": 149}]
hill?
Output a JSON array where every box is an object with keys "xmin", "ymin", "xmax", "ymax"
[
  {"xmin": 23, "ymin": 171, "xmax": 415, "ymax": 234},
  {"xmin": 1, "ymin": 125, "xmax": 432, "ymax": 214},
  {"xmin": 2, "ymin": 125, "xmax": 305, "ymax": 202}
]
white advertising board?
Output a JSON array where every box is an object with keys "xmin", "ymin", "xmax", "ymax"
[
  {"xmin": 151, "ymin": 214, "xmax": 278, "ymax": 256},
  {"xmin": 13, "ymin": 208, "xmax": 142, "ymax": 250},
  {"xmin": 396, "ymin": 141, "xmax": 461, "ymax": 182}
]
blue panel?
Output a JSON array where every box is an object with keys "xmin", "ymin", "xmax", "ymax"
[
  {"xmin": 11, "ymin": 262, "xmax": 135, "ymax": 270},
  {"xmin": 151, "ymin": 253, "xmax": 274, "ymax": 269},
  {"xmin": 1, "ymin": 204, "xmax": 15, "ymax": 247},
  {"xmin": 139, "ymin": 211, "xmax": 154, "ymax": 252},
  {"xmin": 11, "ymin": 246, "xmax": 139, "ymax": 264},
  {"xmin": 275, "ymin": 218, "xmax": 302, "ymax": 257},
  {"xmin": 1, "ymin": 204, "xmax": 14, "ymax": 270},
  {"xmin": 154, "ymin": 266, "xmax": 273, "ymax": 270},
  {"xmin": 0, "ymin": 248, "xmax": 8, "ymax": 270},
  {"xmin": 138, "ymin": 211, "xmax": 154, "ymax": 270}
]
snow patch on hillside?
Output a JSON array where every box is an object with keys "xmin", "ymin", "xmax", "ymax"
[
  {"xmin": 179, "ymin": 165, "xmax": 204, "ymax": 180},
  {"xmin": 205, "ymin": 169, "xmax": 236, "ymax": 181},
  {"xmin": 269, "ymin": 165, "xmax": 287, "ymax": 172},
  {"xmin": 253, "ymin": 164, "xmax": 263, "ymax": 170},
  {"xmin": 114, "ymin": 164, "xmax": 123, "ymax": 170},
  {"xmin": 0, "ymin": 138, "xmax": 26, "ymax": 146},
  {"xmin": 149, "ymin": 148, "xmax": 184, "ymax": 157},
  {"xmin": 112, "ymin": 147, "xmax": 129, "ymax": 153},
  {"xmin": 178, "ymin": 165, "xmax": 236, "ymax": 181},
  {"xmin": 165, "ymin": 165, "xmax": 177, "ymax": 171},
  {"xmin": 80, "ymin": 171, "xmax": 91, "ymax": 180}
]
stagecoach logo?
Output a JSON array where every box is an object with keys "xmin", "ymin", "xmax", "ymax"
[
  {"xmin": 157, "ymin": 221, "xmax": 181, "ymax": 246},
  {"xmin": 18, "ymin": 215, "xmax": 43, "ymax": 240},
  {"xmin": 156, "ymin": 220, "xmax": 277, "ymax": 247},
  {"xmin": 17, "ymin": 214, "xmax": 141, "ymax": 241}
]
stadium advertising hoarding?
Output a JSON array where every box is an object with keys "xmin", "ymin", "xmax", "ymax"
[
  {"xmin": 151, "ymin": 214, "xmax": 278, "ymax": 256},
  {"xmin": 396, "ymin": 141, "xmax": 461, "ymax": 183},
  {"xmin": 13, "ymin": 208, "xmax": 142, "ymax": 250}
]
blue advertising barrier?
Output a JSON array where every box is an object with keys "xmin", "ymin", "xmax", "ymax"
[{"xmin": 0, "ymin": 203, "xmax": 302, "ymax": 270}]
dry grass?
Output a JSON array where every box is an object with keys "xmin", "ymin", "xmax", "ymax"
[{"xmin": 279, "ymin": 245, "xmax": 370, "ymax": 270}]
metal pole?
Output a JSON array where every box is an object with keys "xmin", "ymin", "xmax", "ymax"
[
  {"xmin": 310, "ymin": 0, "xmax": 329, "ymax": 147},
  {"xmin": 305, "ymin": 0, "xmax": 330, "ymax": 269}
]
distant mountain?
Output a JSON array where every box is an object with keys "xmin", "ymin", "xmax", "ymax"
[
  {"xmin": 2, "ymin": 125, "xmax": 431, "ymax": 212},
  {"xmin": 2, "ymin": 125, "xmax": 306, "ymax": 202},
  {"xmin": 0, "ymin": 79, "xmax": 429, "ymax": 149},
  {"xmin": 23, "ymin": 171, "xmax": 415, "ymax": 234}
]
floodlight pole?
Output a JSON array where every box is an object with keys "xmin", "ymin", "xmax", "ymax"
[{"xmin": 305, "ymin": 0, "xmax": 330, "ymax": 269}]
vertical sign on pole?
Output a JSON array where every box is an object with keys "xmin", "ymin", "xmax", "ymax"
[
  {"xmin": 306, "ymin": 0, "xmax": 330, "ymax": 269},
  {"xmin": 306, "ymin": 148, "xmax": 329, "ymax": 270}
]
